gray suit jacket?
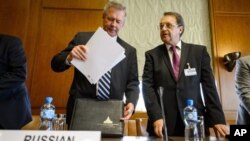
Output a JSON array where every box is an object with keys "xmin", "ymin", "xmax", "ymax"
[
  {"xmin": 143, "ymin": 41, "xmax": 226, "ymax": 136},
  {"xmin": 235, "ymin": 55, "xmax": 250, "ymax": 125}
]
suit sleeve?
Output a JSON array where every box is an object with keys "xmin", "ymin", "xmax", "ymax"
[
  {"xmin": 51, "ymin": 33, "xmax": 79, "ymax": 72},
  {"xmin": 200, "ymin": 47, "xmax": 226, "ymax": 125},
  {"xmin": 0, "ymin": 37, "xmax": 27, "ymax": 90},
  {"xmin": 235, "ymin": 58, "xmax": 250, "ymax": 114},
  {"xmin": 142, "ymin": 51, "xmax": 162, "ymax": 122},
  {"xmin": 124, "ymin": 48, "xmax": 140, "ymax": 108}
]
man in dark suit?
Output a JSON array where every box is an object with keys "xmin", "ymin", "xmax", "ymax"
[
  {"xmin": 142, "ymin": 12, "xmax": 229, "ymax": 137},
  {"xmin": 235, "ymin": 55, "xmax": 250, "ymax": 125},
  {"xmin": 51, "ymin": 1, "xmax": 139, "ymax": 126},
  {"xmin": 0, "ymin": 34, "xmax": 32, "ymax": 129}
]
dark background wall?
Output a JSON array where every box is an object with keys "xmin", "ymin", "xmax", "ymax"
[{"xmin": 210, "ymin": 0, "xmax": 250, "ymax": 120}]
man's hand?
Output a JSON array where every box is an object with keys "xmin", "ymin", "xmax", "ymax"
[
  {"xmin": 213, "ymin": 124, "xmax": 229, "ymax": 137},
  {"xmin": 67, "ymin": 45, "xmax": 88, "ymax": 62},
  {"xmin": 121, "ymin": 103, "xmax": 134, "ymax": 120},
  {"xmin": 153, "ymin": 119, "xmax": 164, "ymax": 138}
]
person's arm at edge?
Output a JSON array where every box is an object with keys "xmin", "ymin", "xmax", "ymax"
[
  {"xmin": 122, "ymin": 47, "xmax": 139, "ymax": 119},
  {"xmin": 0, "ymin": 36, "xmax": 27, "ymax": 89},
  {"xmin": 200, "ymin": 46, "xmax": 229, "ymax": 137}
]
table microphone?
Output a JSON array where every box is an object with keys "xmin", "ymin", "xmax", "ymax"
[{"xmin": 158, "ymin": 86, "xmax": 169, "ymax": 141}]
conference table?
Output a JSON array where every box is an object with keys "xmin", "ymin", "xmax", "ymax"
[{"xmin": 102, "ymin": 136, "xmax": 228, "ymax": 141}]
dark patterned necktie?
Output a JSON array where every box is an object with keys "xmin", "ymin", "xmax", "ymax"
[
  {"xmin": 171, "ymin": 46, "xmax": 180, "ymax": 80},
  {"xmin": 97, "ymin": 71, "xmax": 111, "ymax": 100}
]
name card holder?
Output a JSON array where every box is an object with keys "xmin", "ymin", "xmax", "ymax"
[{"xmin": 0, "ymin": 130, "xmax": 101, "ymax": 141}]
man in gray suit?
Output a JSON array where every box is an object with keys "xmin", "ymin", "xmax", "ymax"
[
  {"xmin": 51, "ymin": 1, "xmax": 139, "ymax": 127},
  {"xmin": 235, "ymin": 55, "xmax": 250, "ymax": 124},
  {"xmin": 142, "ymin": 12, "xmax": 229, "ymax": 137}
]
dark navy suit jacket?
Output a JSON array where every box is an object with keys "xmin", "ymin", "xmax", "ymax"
[
  {"xmin": 51, "ymin": 32, "xmax": 139, "ymax": 125},
  {"xmin": 142, "ymin": 41, "xmax": 226, "ymax": 136},
  {"xmin": 0, "ymin": 34, "xmax": 32, "ymax": 129}
]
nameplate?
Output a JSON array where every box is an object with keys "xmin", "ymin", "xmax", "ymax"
[
  {"xmin": 230, "ymin": 125, "xmax": 250, "ymax": 141},
  {"xmin": 0, "ymin": 130, "xmax": 101, "ymax": 141}
]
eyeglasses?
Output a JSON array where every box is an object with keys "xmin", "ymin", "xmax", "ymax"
[{"xmin": 159, "ymin": 22, "xmax": 180, "ymax": 30}]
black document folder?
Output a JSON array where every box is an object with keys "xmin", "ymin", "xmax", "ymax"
[{"xmin": 70, "ymin": 98, "xmax": 124, "ymax": 137}]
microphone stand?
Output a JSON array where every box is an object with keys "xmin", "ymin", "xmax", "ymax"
[{"xmin": 158, "ymin": 86, "xmax": 169, "ymax": 141}]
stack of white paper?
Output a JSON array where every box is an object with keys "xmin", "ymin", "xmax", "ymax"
[{"xmin": 71, "ymin": 27, "xmax": 125, "ymax": 84}]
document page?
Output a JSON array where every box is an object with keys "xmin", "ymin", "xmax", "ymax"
[{"xmin": 71, "ymin": 27, "xmax": 125, "ymax": 84}]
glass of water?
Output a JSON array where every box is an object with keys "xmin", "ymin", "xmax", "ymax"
[{"xmin": 52, "ymin": 114, "xmax": 67, "ymax": 130}]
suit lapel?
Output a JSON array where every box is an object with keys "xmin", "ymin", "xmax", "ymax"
[
  {"xmin": 111, "ymin": 37, "xmax": 125, "ymax": 72},
  {"xmin": 161, "ymin": 42, "xmax": 191, "ymax": 81},
  {"xmin": 109, "ymin": 37, "xmax": 125, "ymax": 93},
  {"xmin": 160, "ymin": 44, "xmax": 176, "ymax": 81},
  {"xmin": 179, "ymin": 42, "xmax": 190, "ymax": 79}
]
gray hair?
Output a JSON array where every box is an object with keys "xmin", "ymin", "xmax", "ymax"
[
  {"xmin": 164, "ymin": 12, "xmax": 185, "ymax": 36},
  {"xmin": 103, "ymin": 1, "xmax": 127, "ymax": 17}
]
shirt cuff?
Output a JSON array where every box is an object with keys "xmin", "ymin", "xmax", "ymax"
[{"xmin": 65, "ymin": 59, "xmax": 71, "ymax": 66}]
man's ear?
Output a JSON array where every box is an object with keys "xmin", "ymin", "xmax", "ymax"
[{"xmin": 179, "ymin": 26, "xmax": 183, "ymax": 34}]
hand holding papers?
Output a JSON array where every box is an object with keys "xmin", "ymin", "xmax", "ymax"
[{"xmin": 71, "ymin": 27, "xmax": 125, "ymax": 84}]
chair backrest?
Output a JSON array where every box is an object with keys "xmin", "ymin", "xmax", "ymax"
[
  {"xmin": 21, "ymin": 115, "xmax": 40, "ymax": 130},
  {"xmin": 136, "ymin": 118, "xmax": 148, "ymax": 136},
  {"xmin": 123, "ymin": 119, "xmax": 137, "ymax": 136}
]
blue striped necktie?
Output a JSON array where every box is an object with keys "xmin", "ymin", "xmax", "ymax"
[{"xmin": 97, "ymin": 71, "xmax": 111, "ymax": 100}]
